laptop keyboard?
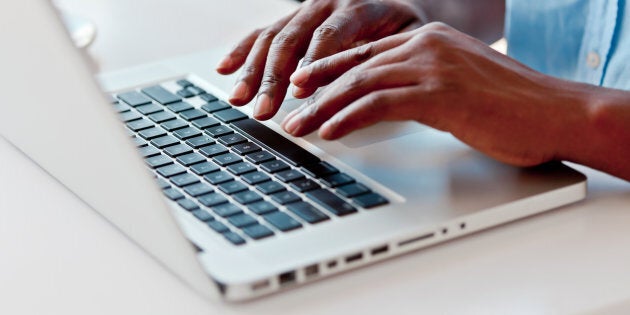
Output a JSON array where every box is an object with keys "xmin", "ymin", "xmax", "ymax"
[{"xmin": 112, "ymin": 79, "xmax": 389, "ymax": 246}]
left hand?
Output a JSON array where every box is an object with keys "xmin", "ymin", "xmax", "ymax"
[{"xmin": 281, "ymin": 22, "xmax": 589, "ymax": 167}]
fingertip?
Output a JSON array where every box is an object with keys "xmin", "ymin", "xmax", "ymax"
[
  {"xmin": 292, "ymin": 87, "xmax": 310, "ymax": 99},
  {"xmin": 253, "ymin": 93, "xmax": 275, "ymax": 120},
  {"xmin": 215, "ymin": 56, "xmax": 234, "ymax": 74},
  {"xmin": 228, "ymin": 81, "xmax": 249, "ymax": 105},
  {"xmin": 290, "ymin": 67, "xmax": 310, "ymax": 86}
]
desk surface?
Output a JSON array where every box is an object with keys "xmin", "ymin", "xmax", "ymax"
[{"xmin": 2, "ymin": 0, "xmax": 630, "ymax": 314}]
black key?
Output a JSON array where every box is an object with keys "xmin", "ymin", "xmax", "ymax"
[
  {"xmin": 191, "ymin": 116, "xmax": 220, "ymax": 129},
  {"xmin": 166, "ymin": 101, "xmax": 194, "ymax": 113},
  {"xmin": 173, "ymin": 127, "xmax": 202, "ymax": 140},
  {"xmin": 264, "ymin": 212, "xmax": 302, "ymax": 232},
  {"xmin": 248, "ymin": 201, "xmax": 278, "ymax": 215},
  {"xmin": 212, "ymin": 203, "xmax": 242, "ymax": 217},
  {"xmin": 190, "ymin": 162, "xmax": 220, "ymax": 175},
  {"xmin": 217, "ymin": 133, "xmax": 247, "ymax": 146},
  {"xmin": 177, "ymin": 198, "xmax": 199, "ymax": 211},
  {"xmin": 205, "ymin": 125, "xmax": 233, "ymax": 137},
  {"xmin": 286, "ymin": 202, "xmax": 329, "ymax": 224},
  {"xmin": 213, "ymin": 153, "xmax": 242, "ymax": 166},
  {"xmin": 256, "ymin": 181, "xmax": 285, "ymax": 195},
  {"xmin": 213, "ymin": 108, "xmax": 248, "ymax": 123},
  {"xmin": 223, "ymin": 231, "xmax": 246, "ymax": 245},
  {"xmin": 199, "ymin": 93, "xmax": 218, "ymax": 103},
  {"xmin": 136, "ymin": 103, "xmax": 163, "ymax": 115},
  {"xmin": 271, "ymin": 191, "xmax": 301, "ymax": 205},
  {"xmin": 139, "ymin": 145, "xmax": 160, "ymax": 158},
  {"xmin": 201, "ymin": 100, "xmax": 230, "ymax": 113},
  {"xmin": 226, "ymin": 162, "xmax": 256, "ymax": 175},
  {"xmin": 301, "ymin": 161, "xmax": 339, "ymax": 178},
  {"xmin": 242, "ymin": 224, "xmax": 274, "ymax": 240},
  {"xmin": 156, "ymin": 163, "xmax": 186, "ymax": 177},
  {"xmin": 186, "ymin": 135, "xmax": 215, "ymax": 149},
  {"xmin": 118, "ymin": 91, "xmax": 151, "ymax": 107},
  {"xmin": 161, "ymin": 119, "xmax": 188, "ymax": 131},
  {"xmin": 275, "ymin": 169, "xmax": 306, "ymax": 183},
  {"xmin": 179, "ymin": 108, "xmax": 207, "ymax": 121},
  {"xmin": 113, "ymin": 102, "xmax": 131, "ymax": 113},
  {"xmin": 232, "ymin": 119, "xmax": 320, "ymax": 167},
  {"xmin": 232, "ymin": 142, "xmax": 261, "ymax": 155},
  {"xmin": 218, "ymin": 181, "xmax": 248, "ymax": 194},
  {"xmin": 199, "ymin": 143, "xmax": 229, "ymax": 157},
  {"xmin": 241, "ymin": 171, "xmax": 270, "ymax": 185},
  {"xmin": 176, "ymin": 152, "xmax": 206, "ymax": 166},
  {"xmin": 150, "ymin": 135, "xmax": 179, "ymax": 149},
  {"xmin": 204, "ymin": 171, "xmax": 234, "ymax": 185},
  {"xmin": 177, "ymin": 88, "xmax": 195, "ymax": 98},
  {"xmin": 260, "ymin": 160, "xmax": 290, "ymax": 173},
  {"xmin": 176, "ymin": 79, "xmax": 193, "ymax": 88},
  {"xmin": 170, "ymin": 173, "xmax": 200, "ymax": 187},
  {"xmin": 233, "ymin": 190, "xmax": 263, "ymax": 205},
  {"xmin": 208, "ymin": 220, "xmax": 229, "ymax": 233},
  {"xmin": 353, "ymin": 193, "xmax": 389, "ymax": 209},
  {"xmin": 148, "ymin": 111, "xmax": 176, "ymax": 123},
  {"xmin": 164, "ymin": 143, "xmax": 194, "ymax": 157},
  {"xmin": 192, "ymin": 209, "xmax": 214, "ymax": 222},
  {"xmin": 141, "ymin": 85, "xmax": 181, "ymax": 104},
  {"xmin": 126, "ymin": 119, "xmax": 153, "ymax": 131},
  {"xmin": 186, "ymin": 85, "xmax": 206, "ymax": 95},
  {"xmin": 157, "ymin": 178, "xmax": 171, "ymax": 189},
  {"xmin": 132, "ymin": 137, "xmax": 147, "ymax": 147},
  {"xmin": 163, "ymin": 188, "xmax": 184, "ymax": 200},
  {"xmin": 138, "ymin": 127, "xmax": 167, "ymax": 140},
  {"xmin": 337, "ymin": 183, "xmax": 370, "ymax": 198},
  {"xmin": 320, "ymin": 173, "xmax": 355, "ymax": 188},
  {"xmin": 289, "ymin": 179, "xmax": 320, "ymax": 192},
  {"xmin": 183, "ymin": 182, "xmax": 214, "ymax": 197},
  {"xmin": 228, "ymin": 213, "xmax": 258, "ymax": 228},
  {"xmin": 145, "ymin": 154, "xmax": 172, "ymax": 168},
  {"xmin": 198, "ymin": 193, "xmax": 228, "ymax": 207},
  {"xmin": 120, "ymin": 111, "xmax": 142, "ymax": 122},
  {"xmin": 306, "ymin": 189, "xmax": 357, "ymax": 216},
  {"xmin": 245, "ymin": 151, "xmax": 275, "ymax": 164}
]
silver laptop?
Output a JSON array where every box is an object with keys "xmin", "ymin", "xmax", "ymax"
[{"xmin": 0, "ymin": 1, "xmax": 586, "ymax": 302}]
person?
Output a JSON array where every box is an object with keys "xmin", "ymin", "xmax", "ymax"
[{"xmin": 216, "ymin": 0, "xmax": 630, "ymax": 181}]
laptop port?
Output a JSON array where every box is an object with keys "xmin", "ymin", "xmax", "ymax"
[
  {"xmin": 327, "ymin": 260, "xmax": 338, "ymax": 269},
  {"xmin": 279, "ymin": 271, "xmax": 296, "ymax": 286},
  {"xmin": 345, "ymin": 253, "xmax": 363, "ymax": 264},
  {"xmin": 398, "ymin": 232, "xmax": 435, "ymax": 247},
  {"xmin": 370, "ymin": 245, "xmax": 389, "ymax": 256},
  {"xmin": 304, "ymin": 264, "xmax": 319, "ymax": 278},
  {"xmin": 251, "ymin": 279, "xmax": 270, "ymax": 291}
]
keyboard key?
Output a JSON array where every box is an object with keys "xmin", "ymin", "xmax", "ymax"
[
  {"xmin": 233, "ymin": 190, "xmax": 263, "ymax": 205},
  {"xmin": 353, "ymin": 193, "xmax": 389, "ymax": 208},
  {"xmin": 213, "ymin": 108, "xmax": 248, "ymax": 123},
  {"xmin": 217, "ymin": 134, "xmax": 247, "ymax": 146},
  {"xmin": 157, "ymin": 178, "xmax": 171, "ymax": 189},
  {"xmin": 201, "ymin": 100, "xmax": 230, "ymax": 113},
  {"xmin": 192, "ymin": 209, "xmax": 214, "ymax": 222},
  {"xmin": 198, "ymin": 193, "xmax": 228, "ymax": 207},
  {"xmin": 170, "ymin": 173, "xmax": 200, "ymax": 187},
  {"xmin": 301, "ymin": 161, "xmax": 339, "ymax": 178},
  {"xmin": 186, "ymin": 135, "xmax": 215, "ymax": 148},
  {"xmin": 260, "ymin": 160, "xmax": 290, "ymax": 173},
  {"xmin": 113, "ymin": 102, "xmax": 131, "ymax": 113},
  {"xmin": 264, "ymin": 211, "xmax": 302, "ymax": 232},
  {"xmin": 320, "ymin": 173, "xmax": 355, "ymax": 188},
  {"xmin": 157, "ymin": 163, "xmax": 186, "ymax": 177},
  {"xmin": 208, "ymin": 220, "xmax": 229, "ymax": 233},
  {"xmin": 179, "ymin": 108, "xmax": 207, "ymax": 121},
  {"xmin": 183, "ymin": 182, "xmax": 214, "ymax": 197},
  {"xmin": 213, "ymin": 153, "xmax": 242, "ymax": 166},
  {"xmin": 176, "ymin": 152, "xmax": 206, "ymax": 166},
  {"xmin": 275, "ymin": 169, "xmax": 306, "ymax": 183},
  {"xmin": 256, "ymin": 181, "xmax": 285, "ymax": 195},
  {"xmin": 232, "ymin": 142, "xmax": 261, "ymax": 155},
  {"xmin": 199, "ymin": 93, "xmax": 218, "ymax": 103},
  {"xmin": 190, "ymin": 162, "xmax": 220, "ymax": 175},
  {"xmin": 289, "ymin": 179, "xmax": 320, "ymax": 192},
  {"xmin": 241, "ymin": 171, "xmax": 270, "ymax": 185},
  {"xmin": 138, "ymin": 127, "xmax": 167, "ymax": 140},
  {"xmin": 120, "ymin": 111, "xmax": 142, "ymax": 122},
  {"xmin": 164, "ymin": 143, "xmax": 194, "ymax": 157},
  {"xmin": 150, "ymin": 135, "xmax": 179, "ymax": 149},
  {"xmin": 133, "ymin": 137, "xmax": 147, "ymax": 147},
  {"xmin": 141, "ymin": 85, "xmax": 181, "ymax": 104},
  {"xmin": 218, "ymin": 181, "xmax": 248, "ymax": 194},
  {"xmin": 245, "ymin": 151, "xmax": 275, "ymax": 164},
  {"xmin": 176, "ymin": 88, "xmax": 195, "ymax": 98},
  {"xmin": 232, "ymin": 119, "xmax": 320, "ymax": 167},
  {"xmin": 139, "ymin": 145, "xmax": 160, "ymax": 158},
  {"xmin": 186, "ymin": 85, "xmax": 206, "ymax": 95},
  {"xmin": 223, "ymin": 231, "xmax": 246, "ymax": 245},
  {"xmin": 145, "ymin": 154, "xmax": 172, "ymax": 168},
  {"xmin": 166, "ymin": 101, "xmax": 194, "ymax": 113},
  {"xmin": 337, "ymin": 183, "xmax": 370, "ymax": 198},
  {"xmin": 148, "ymin": 111, "xmax": 176, "ymax": 123},
  {"xmin": 205, "ymin": 125, "xmax": 233, "ymax": 137},
  {"xmin": 271, "ymin": 191, "xmax": 301, "ymax": 205},
  {"xmin": 286, "ymin": 202, "xmax": 329, "ymax": 224},
  {"xmin": 176, "ymin": 79, "xmax": 193, "ymax": 88},
  {"xmin": 173, "ymin": 126, "xmax": 202, "ymax": 140},
  {"xmin": 126, "ymin": 119, "xmax": 153, "ymax": 131},
  {"xmin": 163, "ymin": 188, "xmax": 184, "ymax": 200},
  {"xmin": 161, "ymin": 119, "xmax": 188, "ymax": 131},
  {"xmin": 242, "ymin": 224, "xmax": 274, "ymax": 240},
  {"xmin": 177, "ymin": 198, "xmax": 199, "ymax": 211},
  {"xmin": 306, "ymin": 189, "xmax": 357, "ymax": 216},
  {"xmin": 136, "ymin": 103, "xmax": 163, "ymax": 115},
  {"xmin": 228, "ymin": 213, "xmax": 258, "ymax": 228},
  {"xmin": 204, "ymin": 171, "xmax": 234, "ymax": 185},
  {"xmin": 118, "ymin": 91, "xmax": 151, "ymax": 106},
  {"xmin": 191, "ymin": 116, "xmax": 220, "ymax": 129},
  {"xmin": 199, "ymin": 143, "xmax": 229, "ymax": 157},
  {"xmin": 226, "ymin": 162, "xmax": 256, "ymax": 175},
  {"xmin": 212, "ymin": 203, "xmax": 243, "ymax": 217},
  {"xmin": 248, "ymin": 201, "xmax": 278, "ymax": 215}
]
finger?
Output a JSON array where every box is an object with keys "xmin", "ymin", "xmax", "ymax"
[
  {"xmin": 300, "ymin": 13, "xmax": 361, "ymax": 69},
  {"xmin": 283, "ymin": 62, "xmax": 418, "ymax": 137},
  {"xmin": 216, "ymin": 28, "xmax": 262, "ymax": 75}
]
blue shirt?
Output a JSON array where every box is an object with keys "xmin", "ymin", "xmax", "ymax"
[{"xmin": 506, "ymin": 0, "xmax": 630, "ymax": 90}]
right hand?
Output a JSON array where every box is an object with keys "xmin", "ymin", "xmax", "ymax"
[{"xmin": 216, "ymin": 0, "xmax": 427, "ymax": 120}]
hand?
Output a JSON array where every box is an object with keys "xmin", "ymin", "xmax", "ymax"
[
  {"xmin": 281, "ymin": 22, "xmax": 593, "ymax": 167},
  {"xmin": 216, "ymin": 0, "xmax": 427, "ymax": 120}
]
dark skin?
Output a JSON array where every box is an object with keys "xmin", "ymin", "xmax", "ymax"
[{"xmin": 217, "ymin": 0, "xmax": 630, "ymax": 181}]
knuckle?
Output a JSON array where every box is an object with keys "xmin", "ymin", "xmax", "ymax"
[
  {"xmin": 314, "ymin": 24, "xmax": 342, "ymax": 41},
  {"xmin": 259, "ymin": 29, "xmax": 278, "ymax": 42},
  {"xmin": 345, "ymin": 70, "xmax": 367, "ymax": 90},
  {"xmin": 260, "ymin": 71, "xmax": 283, "ymax": 88},
  {"xmin": 271, "ymin": 30, "xmax": 299, "ymax": 48},
  {"xmin": 353, "ymin": 43, "xmax": 374, "ymax": 63},
  {"xmin": 423, "ymin": 21, "xmax": 452, "ymax": 33}
]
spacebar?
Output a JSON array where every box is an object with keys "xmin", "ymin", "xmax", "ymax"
[{"xmin": 231, "ymin": 118, "xmax": 320, "ymax": 167}]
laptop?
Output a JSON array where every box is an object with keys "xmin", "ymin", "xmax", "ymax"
[{"xmin": 0, "ymin": 0, "xmax": 586, "ymax": 302}]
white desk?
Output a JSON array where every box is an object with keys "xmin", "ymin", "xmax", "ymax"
[{"xmin": 2, "ymin": 0, "xmax": 630, "ymax": 314}]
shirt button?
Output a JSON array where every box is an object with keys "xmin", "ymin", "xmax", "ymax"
[{"xmin": 586, "ymin": 51, "xmax": 601, "ymax": 69}]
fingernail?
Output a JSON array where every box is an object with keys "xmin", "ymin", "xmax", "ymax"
[
  {"xmin": 216, "ymin": 56, "xmax": 233, "ymax": 71},
  {"xmin": 293, "ymin": 87, "xmax": 308, "ymax": 98},
  {"xmin": 290, "ymin": 67, "xmax": 310, "ymax": 86},
  {"xmin": 230, "ymin": 81, "xmax": 248, "ymax": 102},
  {"xmin": 284, "ymin": 115, "xmax": 301, "ymax": 135},
  {"xmin": 254, "ymin": 94, "xmax": 272, "ymax": 118}
]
